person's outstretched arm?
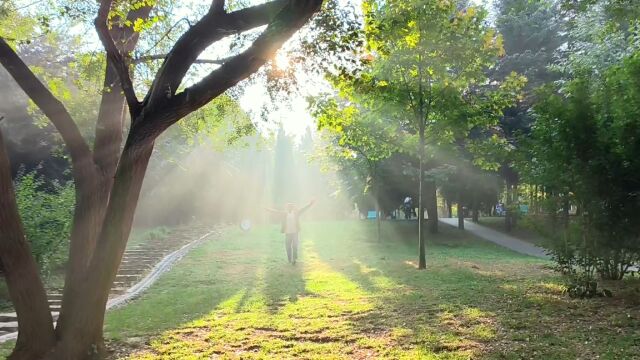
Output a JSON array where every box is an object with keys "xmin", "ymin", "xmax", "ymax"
[
  {"xmin": 265, "ymin": 207, "xmax": 284, "ymax": 214},
  {"xmin": 298, "ymin": 199, "xmax": 316, "ymax": 214}
]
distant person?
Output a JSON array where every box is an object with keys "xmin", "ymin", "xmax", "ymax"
[
  {"xmin": 495, "ymin": 203, "xmax": 505, "ymax": 216},
  {"xmin": 266, "ymin": 199, "xmax": 315, "ymax": 265},
  {"xmin": 403, "ymin": 197, "xmax": 414, "ymax": 219}
]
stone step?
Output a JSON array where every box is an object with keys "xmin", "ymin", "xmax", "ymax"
[
  {"xmin": 0, "ymin": 322, "xmax": 18, "ymax": 332},
  {"xmin": 124, "ymin": 249, "xmax": 166, "ymax": 254},
  {"xmin": 123, "ymin": 253, "xmax": 165, "ymax": 259},
  {"xmin": 121, "ymin": 257, "xmax": 157, "ymax": 263},
  {"xmin": 49, "ymin": 305, "xmax": 61, "ymax": 311},
  {"xmin": 116, "ymin": 268, "xmax": 148, "ymax": 276},
  {"xmin": 115, "ymin": 274, "xmax": 141, "ymax": 282},
  {"xmin": 48, "ymin": 299, "xmax": 62, "ymax": 305},
  {"xmin": 110, "ymin": 287, "xmax": 128, "ymax": 295},
  {"xmin": 47, "ymin": 293, "xmax": 63, "ymax": 300},
  {"xmin": 0, "ymin": 313, "xmax": 17, "ymax": 322}
]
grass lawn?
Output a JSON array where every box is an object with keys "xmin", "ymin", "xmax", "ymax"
[{"xmin": 98, "ymin": 221, "xmax": 639, "ymax": 359}]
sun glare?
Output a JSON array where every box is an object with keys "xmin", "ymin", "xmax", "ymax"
[{"xmin": 275, "ymin": 51, "xmax": 290, "ymax": 70}]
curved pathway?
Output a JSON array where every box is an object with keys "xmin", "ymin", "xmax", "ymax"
[{"xmin": 439, "ymin": 218, "xmax": 550, "ymax": 259}]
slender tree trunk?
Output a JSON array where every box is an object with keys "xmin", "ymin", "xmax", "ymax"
[
  {"xmin": 447, "ymin": 199, "xmax": 453, "ymax": 218},
  {"xmin": 512, "ymin": 182, "xmax": 519, "ymax": 228},
  {"xmin": 418, "ymin": 129, "xmax": 426, "ymax": 269},
  {"xmin": 48, "ymin": 137, "xmax": 155, "ymax": 359},
  {"xmin": 550, "ymin": 189, "xmax": 558, "ymax": 231},
  {"xmin": 471, "ymin": 191, "xmax": 479, "ymax": 223},
  {"xmin": 0, "ymin": 127, "xmax": 56, "ymax": 360},
  {"xmin": 533, "ymin": 184, "xmax": 538, "ymax": 215},
  {"xmin": 376, "ymin": 203, "xmax": 381, "ymax": 241},
  {"xmin": 457, "ymin": 200, "xmax": 465, "ymax": 230},
  {"xmin": 374, "ymin": 184, "xmax": 381, "ymax": 242},
  {"xmin": 505, "ymin": 182, "xmax": 512, "ymax": 232},
  {"xmin": 426, "ymin": 180, "xmax": 438, "ymax": 234},
  {"xmin": 563, "ymin": 193, "xmax": 570, "ymax": 229}
]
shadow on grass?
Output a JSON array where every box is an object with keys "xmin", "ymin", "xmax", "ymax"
[
  {"xmin": 104, "ymin": 227, "xmax": 274, "ymax": 340},
  {"xmin": 262, "ymin": 235, "xmax": 307, "ymax": 312}
]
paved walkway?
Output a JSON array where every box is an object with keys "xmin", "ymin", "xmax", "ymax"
[{"xmin": 439, "ymin": 218, "xmax": 550, "ymax": 259}]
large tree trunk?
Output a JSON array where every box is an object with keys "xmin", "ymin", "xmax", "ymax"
[
  {"xmin": 0, "ymin": 126, "xmax": 56, "ymax": 360},
  {"xmin": 47, "ymin": 137, "xmax": 154, "ymax": 359},
  {"xmin": 56, "ymin": 60, "xmax": 125, "ymax": 341},
  {"xmin": 426, "ymin": 180, "xmax": 438, "ymax": 234},
  {"xmin": 418, "ymin": 129, "xmax": 426, "ymax": 269}
]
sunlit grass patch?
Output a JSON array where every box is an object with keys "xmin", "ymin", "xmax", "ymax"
[{"xmin": 102, "ymin": 221, "xmax": 639, "ymax": 359}]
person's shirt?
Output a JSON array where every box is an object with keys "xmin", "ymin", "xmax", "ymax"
[{"xmin": 284, "ymin": 211, "xmax": 298, "ymax": 234}]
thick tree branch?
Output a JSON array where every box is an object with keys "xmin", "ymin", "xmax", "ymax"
[
  {"xmin": 136, "ymin": 0, "xmax": 323, "ymax": 140},
  {"xmin": 94, "ymin": 3, "xmax": 153, "ymax": 175},
  {"xmin": 95, "ymin": 0, "xmax": 141, "ymax": 116},
  {"xmin": 210, "ymin": 0, "xmax": 225, "ymax": 14},
  {"xmin": 177, "ymin": 0, "xmax": 323, "ymax": 112},
  {"xmin": 144, "ymin": 0, "xmax": 289, "ymax": 109},
  {"xmin": 0, "ymin": 38, "xmax": 94, "ymax": 176}
]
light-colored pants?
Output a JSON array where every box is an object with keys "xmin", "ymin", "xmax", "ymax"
[{"xmin": 285, "ymin": 233, "xmax": 299, "ymax": 263}]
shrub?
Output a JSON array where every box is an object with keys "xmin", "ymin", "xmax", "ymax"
[{"xmin": 14, "ymin": 171, "xmax": 75, "ymax": 274}]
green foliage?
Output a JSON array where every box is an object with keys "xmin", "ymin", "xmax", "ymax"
[
  {"xmin": 520, "ymin": 0, "xmax": 640, "ymax": 279},
  {"xmin": 311, "ymin": 0, "xmax": 525, "ymax": 216},
  {"xmin": 14, "ymin": 171, "xmax": 75, "ymax": 273},
  {"xmin": 0, "ymin": 1, "xmax": 39, "ymax": 45},
  {"xmin": 177, "ymin": 94, "xmax": 255, "ymax": 150},
  {"xmin": 566, "ymin": 272, "xmax": 613, "ymax": 299}
]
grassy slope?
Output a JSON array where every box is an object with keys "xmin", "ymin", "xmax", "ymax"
[{"xmin": 102, "ymin": 221, "xmax": 639, "ymax": 360}]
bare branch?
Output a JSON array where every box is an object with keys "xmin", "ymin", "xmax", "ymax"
[
  {"xmin": 133, "ymin": 54, "xmax": 228, "ymax": 65},
  {"xmin": 144, "ymin": 0, "xmax": 290, "ymax": 109},
  {"xmin": 95, "ymin": 0, "xmax": 141, "ymax": 116},
  {"xmin": 0, "ymin": 37, "xmax": 94, "ymax": 175}
]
